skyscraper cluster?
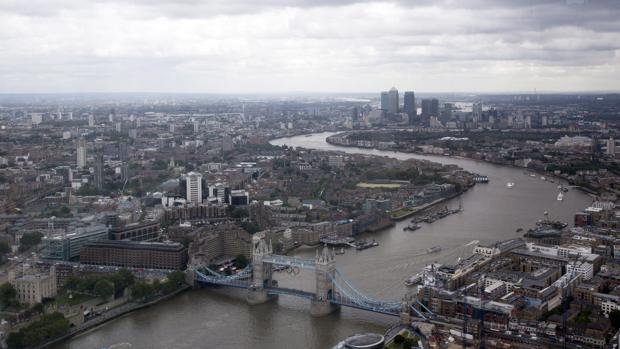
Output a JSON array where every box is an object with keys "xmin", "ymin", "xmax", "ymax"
[{"xmin": 379, "ymin": 87, "xmax": 416, "ymax": 124}]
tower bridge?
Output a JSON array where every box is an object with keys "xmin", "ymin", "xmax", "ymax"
[{"xmin": 189, "ymin": 235, "xmax": 432, "ymax": 323}]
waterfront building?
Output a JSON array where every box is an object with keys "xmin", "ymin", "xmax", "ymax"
[
  {"xmin": 162, "ymin": 203, "xmax": 228, "ymax": 223},
  {"xmin": 80, "ymin": 240, "xmax": 188, "ymax": 270},
  {"xmin": 186, "ymin": 172, "xmax": 203, "ymax": 204},
  {"xmin": 188, "ymin": 225, "xmax": 252, "ymax": 265}
]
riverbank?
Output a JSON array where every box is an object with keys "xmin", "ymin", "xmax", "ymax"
[
  {"xmin": 325, "ymin": 133, "xmax": 601, "ymax": 198},
  {"xmin": 390, "ymin": 191, "xmax": 465, "ymax": 221},
  {"xmin": 38, "ymin": 285, "xmax": 191, "ymax": 349}
]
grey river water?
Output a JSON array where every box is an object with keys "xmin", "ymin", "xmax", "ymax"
[{"xmin": 54, "ymin": 132, "xmax": 593, "ymax": 349}]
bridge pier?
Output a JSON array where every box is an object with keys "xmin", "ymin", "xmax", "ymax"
[
  {"xmin": 247, "ymin": 287, "xmax": 271, "ymax": 305},
  {"xmin": 400, "ymin": 299, "xmax": 411, "ymax": 325},
  {"xmin": 247, "ymin": 235, "xmax": 275, "ymax": 305},
  {"xmin": 310, "ymin": 299, "xmax": 339, "ymax": 316},
  {"xmin": 184, "ymin": 269, "xmax": 198, "ymax": 289},
  {"xmin": 311, "ymin": 245, "xmax": 340, "ymax": 317}
]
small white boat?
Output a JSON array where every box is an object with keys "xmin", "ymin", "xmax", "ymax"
[
  {"xmin": 557, "ymin": 192, "xmax": 564, "ymax": 201},
  {"xmin": 507, "ymin": 182, "xmax": 515, "ymax": 188},
  {"xmin": 540, "ymin": 176, "xmax": 546, "ymax": 181}
]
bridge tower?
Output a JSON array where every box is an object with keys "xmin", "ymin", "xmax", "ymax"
[
  {"xmin": 310, "ymin": 245, "xmax": 340, "ymax": 316},
  {"xmin": 400, "ymin": 295, "xmax": 412, "ymax": 326},
  {"xmin": 247, "ymin": 235, "xmax": 274, "ymax": 305}
]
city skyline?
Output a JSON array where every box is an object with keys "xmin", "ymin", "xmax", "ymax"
[{"xmin": 1, "ymin": 0, "xmax": 619, "ymax": 94}]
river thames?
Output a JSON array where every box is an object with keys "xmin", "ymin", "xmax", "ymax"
[{"xmin": 54, "ymin": 132, "xmax": 593, "ymax": 349}]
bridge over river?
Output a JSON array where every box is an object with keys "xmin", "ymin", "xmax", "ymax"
[{"xmin": 190, "ymin": 235, "xmax": 433, "ymax": 321}]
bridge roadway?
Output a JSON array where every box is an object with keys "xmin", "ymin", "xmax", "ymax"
[{"xmin": 261, "ymin": 255, "xmax": 316, "ymax": 269}]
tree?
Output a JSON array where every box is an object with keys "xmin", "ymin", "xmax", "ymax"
[
  {"xmin": 240, "ymin": 221, "xmax": 260, "ymax": 234},
  {"xmin": 393, "ymin": 334, "xmax": 405, "ymax": 345},
  {"xmin": 235, "ymin": 254, "xmax": 249, "ymax": 269},
  {"xmin": 110, "ymin": 268, "xmax": 135, "ymax": 295},
  {"xmin": 18, "ymin": 232, "xmax": 43, "ymax": 252},
  {"xmin": 610, "ymin": 310, "xmax": 620, "ymax": 329},
  {"xmin": 230, "ymin": 207, "xmax": 249, "ymax": 218},
  {"xmin": 130, "ymin": 282, "xmax": 154, "ymax": 301},
  {"xmin": 63, "ymin": 276, "xmax": 80, "ymax": 291},
  {"xmin": 6, "ymin": 312, "xmax": 69, "ymax": 349},
  {"xmin": 0, "ymin": 283, "xmax": 17, "ymax": 307},
  {"xmin": 93, "ymin": 279, "xmax": 114, "ymax": 299},
  {"xmin": 0, "ymin": 240, "xmax": 11, "ymax": 255}
]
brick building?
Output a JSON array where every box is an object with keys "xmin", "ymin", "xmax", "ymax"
[{"xmin": 80, "ymin": 240, "xmax": 188, "ymax": 270}]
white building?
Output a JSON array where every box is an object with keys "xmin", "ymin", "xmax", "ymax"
[
  {"xmin": 208, "ymin": 183, "xmax": 227, "ymax": 203},
  {"xmin": 9, "ymin": 267, "xmax": 57, "ymax": 305},
  {"xmin": 606, "ymin": 137, "xmax": 616, "ymax": 156},
  {"xmin": 602, "ymin": 300, "xmax": 620, "ymax": 316},
  {"xmin": 30, "ymin": 113, "xmax": 43, "ymax": 125},
  {"xmin": 474, "ymin": 245, "xmax": 499, "ymax": 257},
  {"xmin": 185, "ymin": 172, "xmax": 203, "ymax": 204},
  {"xmin": 76, "ymin": 139, "xmax": 87, "ymax": 169},
  {"xmin": 567, "ymin": 260, "xmax": 594, "ymax": 280}
]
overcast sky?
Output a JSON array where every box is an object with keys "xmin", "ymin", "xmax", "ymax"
[{"xmin": 1, "ymin": 0, "xmax": 619, "ymax": 94}]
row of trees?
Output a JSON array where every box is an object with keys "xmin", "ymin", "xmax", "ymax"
[
  {"xmin": 130, "ymin": 271, "xmax": 186, "ymax": 301},
  {"xmin": 6, "ymin": 312, "xmax": 70, "ymax": 349},
  {"xmin": 64, "ymin": 268, "xmax": 135, "ymax": 299},
  {"xmin": 0, "ymin": 283, "xmax": 18, "ymax": 309}
]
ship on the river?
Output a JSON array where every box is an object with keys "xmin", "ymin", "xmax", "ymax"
[
  {"xmin": 427, "ymin": 246, "xmax": 442, "ymax": 254},
  {"xmin": 403, "ymin": 224, "xmax": 421, "ymax": 231}
]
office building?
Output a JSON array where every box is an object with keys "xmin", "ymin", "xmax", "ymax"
[
  {"xmin": 42, "ymin": 224, "xmax": 109, "ymax": 261},
  {"xmin": 208, "ymin": 183, "xmax": 229, "ymax": 203},
  {"xmin": 606, "ymin": 137, "xmax": 616, "ymax": 156},
  {"xmin": 80, "ymin": 240, "xmax": 188, "ymax": 270},
  {"xmin": 403, "ymin": 91, "xmax": 415, "ymax": 115},
  {"xmin": 221, "ymin": 135, "xmax": 234, "ymax": 152},
  {"xmin": 387, "ymin": 87, "xmax": 399, "ymax": 114},
  {"xmin": 94, "ymin": 151, "xmax": 104, "ymax": 190},
  {"xmin": 228, "ymin": 190, "xmax": 250, "ymax": 206},
  {"xmin": 403, "ymin": 91, "xmax": 416, "ymax": 124},
  {"xmin": 351, "ymin": 107, "xmax": 359, "ymax": 123},
  {"xmin": 380, "ymin": 91, "xmax": 389, "ymax": 110},
  {"xmin": 109, "ymin": 221, "xmax": 160, "ymax": 241},
  {"xmin": 119, "ymin": 141, "xmax": 128, "ymax": 162},
  {"xmin": 88, "ymin": 114, "xmax": 95, "ymax": 127},
  {"xmin": 421, "ymin": 98, "xmax": 439, "ymax": 125},
  {"xmin": 76, "ymin": 139, "xmax": 87, "ymax": 169},
  {"xmin": 30, "ymin": 113, "xmax": 43, "ymax": 125},
  {"xmin": 186, "ymin": 172, "xmax": 203, "ymax": 204}
]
